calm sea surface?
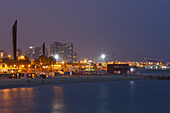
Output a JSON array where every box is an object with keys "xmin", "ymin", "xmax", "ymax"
[
  {"xmin": 137, "ymin": 69, "xmax": 170, "ymax": 75},
  {"xmin": 0, "ymin": 80, "xmax": 170, "ymax": 113}
]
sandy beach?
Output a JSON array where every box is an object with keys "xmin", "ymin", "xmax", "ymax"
[{"xmin": 0, "ymin": 75, "xmax": 149, "ymax": 89}]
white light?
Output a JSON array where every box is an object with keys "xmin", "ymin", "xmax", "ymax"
[
  {"xmin": 88, "ymin": 60, "xmax": 92, "ymax": 63},
  {"xmin": 54, "ymin": 54, "xmax": 59, "ymax": 60},
  {"xmin": 130, "ymin": 68, "xmax": 134, "ymax": 72},
  {"xmin": 162, "ymin": 66, "xmax": 167, "ymax": 69},
  {"xmin": 29, "ymin": 46, "xmax": 33, "ymax": 49},
  {"xmin": 101, "ymin": 54, "xmax": 106, "ymax": 59}
]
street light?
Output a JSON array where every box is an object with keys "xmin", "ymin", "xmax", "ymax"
[
  {"xmin": 101, "ymin": 54, "xmax": 106, "ymax": 62},
  {"xmin": 54, "ymin": 54, "xmax": 59, "ymax": 61}
]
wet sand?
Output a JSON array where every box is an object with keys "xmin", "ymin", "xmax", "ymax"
[{"xmin": 0, "ymin": 75, "xmax": 149, "ymax": 89}]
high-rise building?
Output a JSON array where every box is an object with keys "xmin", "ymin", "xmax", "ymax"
[
  {"xmin": 39, "ymin": 45, "xmax": 48, "ymax": 57},
  {"xmin": 26, "ymin": 45, "xmax": 48, "ymax": 60},
  {"xmin": 12, "ymin": 20, "xmax": 17, "ymax": 60},
  {"xmin": 60, "ymin": 43, "xmax": 73, "ymax": 63},
  {"xmin": 50, "ymin": 42, "xmax": 61, "ymax": 56},
  {"xmin": 49, "ymin": 42, "xmax": 77, "ymax": 63},
  {"xmin": 73, "ymin": 52, "xmax": 77, "ymax": 63},
  {"xmin": 26, "ymin": 46, "xmax": 37, "ymax": 60},
  {"xmin": 42, "ymin": 42, "xmax": 45, "ymax": 56}
]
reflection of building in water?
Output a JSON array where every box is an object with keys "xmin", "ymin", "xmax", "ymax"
[{"xmin": 52, "ymin": 86, "xmax": 66, "ymax": 113}]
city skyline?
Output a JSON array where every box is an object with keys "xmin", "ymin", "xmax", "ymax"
[{"xmin": 0, "ymin": 0, "xmax": 170, "ymax": 61}]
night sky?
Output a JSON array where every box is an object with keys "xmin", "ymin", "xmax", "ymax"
[{"xmin": 0, "ymin": 0, "xmax": 170, "ymax": 62}]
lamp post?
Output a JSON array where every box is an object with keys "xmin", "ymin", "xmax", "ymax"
[
  {"xmin": 101, "ymin": 54, "xmax": 106, "ymax": 70},
  {"xmin": 54, "ymin": 54, "xmax": 59, "ymax": 62},
  {"xmin": 101, "ymin": 54, "xmax": 106, "ymax": 63}
]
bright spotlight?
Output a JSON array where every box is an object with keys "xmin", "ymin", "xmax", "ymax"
[
  {"xmin": 54, "ymin": 54, "xmax": 59, "ymax": 60},
  {"xmin": 101, "ymin": 54, "xmax": 106, "ymax": 59},
  {"xmin": 101, "ymin": 54, "xmax": 106, "ymax": 62}
]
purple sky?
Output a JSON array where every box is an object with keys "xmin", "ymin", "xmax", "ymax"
[{"xmin": 0, "ymin": 0, "xmax": 170, "ymax": 62}]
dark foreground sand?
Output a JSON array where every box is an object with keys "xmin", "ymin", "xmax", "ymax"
[{"xmin": 0, "ymin": 75, "xmax": 149, "ymax": 89}]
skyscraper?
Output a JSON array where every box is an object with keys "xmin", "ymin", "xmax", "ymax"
[
  {"xmin": 50, "ymin": 42, "xmax": 77, "ymax": 63},
  {"xmin": 26, "ymin": 45, "xmax": 48, "ymax": 60},
  {"xmin": 43, "ymin": 42, "xmax": 45, "ymax": 56},
  {"xmin": 73, "ymin": 52, "xmax": 77, "ymax": 63},
  {"xmin": 12, "ymin": 20, "xmax": 17, "ymax": 61},
  {"xmin": 60, "ymin": 43, "xmax": 73, "ymax": 63},
  {"xmin": 50, "ymin": 42, "xmax": 61, "ymax": 56}
]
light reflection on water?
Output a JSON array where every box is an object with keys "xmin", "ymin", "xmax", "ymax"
[
  {"xmin": 0, "ymin": 80, "xmax": 170, "ymax": 113},
  {"xmin": 0, "ymin": 87, "xmax": 34, "ymax": 113},
  {"xmin": 129, "ymin": 81, "xmax": 135, "ymax": 113},
  {"xmin": 0, "ymin": 86, "xmax": 65, "ymax": 113},
  {"xmin": 52, "ymin": 86, "xmax": 65, "ymax": 113}
]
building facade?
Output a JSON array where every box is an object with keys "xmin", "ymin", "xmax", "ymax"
[
  {"xmin": 26, "ymin": 45, "xmax": 48, "ymax": 60},
  {"xmin": 60, "ymin": 43, "xmax": 73, "ymax": 63},
  {"xmin": 73, "ymin": 52, "xmax": 77, "ymax": 63},
  {"xmin": 50, "ymin": 42, "xmax": 61, "ymax": 56},
  {"xmin": 49, "ymin": 42, "xmax": 77, "ymax": 63}
]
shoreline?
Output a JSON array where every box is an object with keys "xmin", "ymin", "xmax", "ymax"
[{"xmin": 0, "ymin": 75, "xmax": 150, "ymax": 89}]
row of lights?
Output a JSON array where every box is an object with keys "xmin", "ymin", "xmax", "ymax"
[{"xmin": 54, "ymin": 54, "xmax": 106, "ymax": 62}]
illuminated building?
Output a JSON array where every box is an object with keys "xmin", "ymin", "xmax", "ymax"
[
  {"xmin": 26, "ymin": 45, "xmax": 48, "ymax": 60},
  {"xmin": 0, "ymin": 50, "xmax": 7, "ymax": 58},
  {"xmin": 26, "ymin": 45, "xmax": 36, "ymax": 60},
  {"xmin": 50, "ymin": 42, "xmax": 61, "ymax": 56},
  {"xmin": 144, "ymin": 58, "xmax": 166, "ymax": 65},
  {"xmin": 73, "ymin": 52, "xmax": 77, "ymax": 63},
  {"xmin": 107, "ymin": 64, "xmax": 130, "ymax": 74},
  {"xmin": 50, "ymin": 42, "xmax": 77, "ymax": 63},
  {"xmin": 60, "ymin": 43, "xmax": 73, "ymax": 63}
]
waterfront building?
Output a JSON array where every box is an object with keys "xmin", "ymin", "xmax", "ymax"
[
  {"xmin": 50, "ymin": 42, "xmax": 61, "ymax": 56},
  {"xmin": 144, "ymin": 58, "xmax": 166, "ymax": 65},
  {"xmin": 107, "ymin": 64, "xmax": 130, "ymax": 74},
  {"xmin": 50, "ymin": 42, "xmax": 77, "ymax": 63},
  {"xmin": 60, "ymin": 43, "xmax": 73, "ymax": 63}
]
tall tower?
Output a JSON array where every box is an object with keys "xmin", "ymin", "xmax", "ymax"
[
  {"xmin": 12, "ymin": 20, "xmax": 17, "ymax": 61},
  {"xmin": 43, "ymin": 42, "xmax": 45, "ymax": 56}
]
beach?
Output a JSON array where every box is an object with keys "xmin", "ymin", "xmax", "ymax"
[{"xmin": 0, "ymin": 75, "xmax": 149, "ymax": 89}]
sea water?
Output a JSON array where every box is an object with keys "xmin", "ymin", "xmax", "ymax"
[{"xmin": 0, "ymin": 80, "xmax": 170, "ymax": 113}]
